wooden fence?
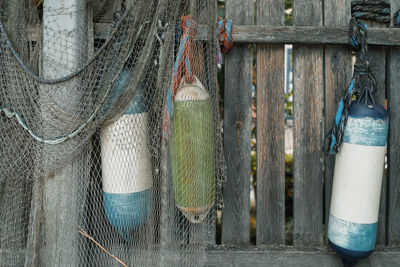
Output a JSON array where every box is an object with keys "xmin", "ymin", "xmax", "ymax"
[
  {"xmin": 1, "ymin": 1, "xmax": 400, "ymax": 266},
  {"xmin": 205, "ymin": 0, "xmax": 400, "ymax": 266}
]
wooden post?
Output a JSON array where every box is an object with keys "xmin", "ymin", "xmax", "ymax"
[
  {"xmin": 222, "ymin": 0, "xmax": 254, "ymax": 244},
  {"xmin": 323, "ymin": 0, "xmax": 352, "ymax": 229},
  {"xmin": 292, "ymin": 0, "xmax": 324, "ymax": 246},
  {"xmin": 387, "ymin": 0, "xmax": 400, "ymax": 246},
  {"xmin": 255, "ymin": 0, "xmax": 285, "ymax": 246},
  {"xmin": 25, "ymin": 1, "xmax": 89, "ymax": 266}
]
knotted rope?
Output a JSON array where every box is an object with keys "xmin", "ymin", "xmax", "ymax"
[
  {"xmin": 163, "ymin": 16, "xmax": 234, "ymax": 136},
  {"xmin": 163, "ymin": 15, "xmax": 197, "ymax": 136},
  {"xmin": 351, "ymin": 0, "xmax": 391, "ymax": 23},
  {"xmin": 216, "ymin": 17, "xmax": 233, "ymax": 64},
  {"xmin": 329, "ymin": 18, "xmax": 377, "ymax": 154}
]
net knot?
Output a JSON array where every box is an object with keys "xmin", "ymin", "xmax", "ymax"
[{"xmin": 216, "ymin": 17, "xmax": 233, "ymax": 64}]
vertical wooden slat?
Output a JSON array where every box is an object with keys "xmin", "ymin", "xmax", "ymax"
[
  {"xmin": 323, "ymin": 0, "xmax": 352, "ymax": 228},
  {"xmin": 292, "ymin": 0, "xmax": 324, "ymax": 247},
  {"xmin": 255, "ymin": 0, "xmax": 285, "ymax": 245},
  {"xmin": 188, "ymin": 0, "xmax": 217, "ymax": 246},
  {"xmin": 387, "ymin": 0, "xmax": 400, "ymax": 246},
  {"xmin": 222, "ymin": 0, "xmax": 254, "ymax": 244},
  {"xmin": 361, "ymin": 18, "xmax": 388, "ymax": 246}
]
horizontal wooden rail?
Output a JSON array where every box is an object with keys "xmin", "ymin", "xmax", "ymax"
[
  {"xmin": 92, "ymin": 23, "xmax": 400, "ymax": 46},
  {"xmin": 205, "ymin": 246, "xmax": 400, "ymax": 266},
  {"xmin": 19, "ymin": 23, "xmax": 400, "ymax": 46},
  {"xmin": 232, "ymin": 26, "xmax": 400, "ymax": 46}
]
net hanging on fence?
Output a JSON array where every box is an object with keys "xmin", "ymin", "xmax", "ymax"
[{"xmin": 0, "ymin": 0, "xmax": 225, "ymax": 266}]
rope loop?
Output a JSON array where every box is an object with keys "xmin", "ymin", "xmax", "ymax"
[
  {"xmin": 217, "ymin": 18, "xmax": 233, "ymax": 52},
  {"xmin": 163, "ymin": 15, "xmax": 198, "ymax": 136},
  {"xmin": 348, "ymin": 18, "xmax": 368, "ymax": 53},
  {"xmin": 328, "ymin": 16, "xmax": 378, "ymax": 154}
]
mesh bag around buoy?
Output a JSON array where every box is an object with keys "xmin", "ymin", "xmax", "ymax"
[{"xmin": 0, "ymin": 1, "xmax": 225, "ymax": 266}]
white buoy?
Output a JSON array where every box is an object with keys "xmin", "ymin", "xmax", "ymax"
[
  {"xmin": 328, "ymin": 87, "xmax": 388, "ymax": 262},
  {"xmin": 101, "ymin": 70, "xmax": 153, "ymax": 242}
]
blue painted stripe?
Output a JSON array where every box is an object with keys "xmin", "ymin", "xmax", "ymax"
[
  {"xmin": 103, "ymin": 188, "xmax": 152, "ymax": 242},
  {"xmin": 328, "ymin": 214, "xmax": 377, "ymax": 252},
  {"xmin": 329, "ymin": 240, "xmax": 372, "ymax": 261},
  {"xmin": 342, "ymin": 116, "xmax": 388, "ymax": 146}
]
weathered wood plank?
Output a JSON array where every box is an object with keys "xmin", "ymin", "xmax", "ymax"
[
  {"xmin": 229, "ymin": 26, "xmax": 400, "ymax": 45},
  {"xmin": 361, "ymin": 18, "xmax": 388, "ymax": 246},
  {"xmin": 292, "ymin": 0, "xmax": 324, "ymax": 247},
  {"xmin": 387, "ymin": 0, "xmax": 400, "ymax": 246},
  {"xmin": 16, "ymin": 22, "xmax": 390, "ymax": 45},
  {"xmin": 204, "ymin": 246, "xmax": 400, "ymax": 267},
  {"xmin": 387, "ymin": 47, "xmax": 400, "ymax": 246},
  {"xmin": 323, "ymin": 0, "xmax": 352, "ymax": 231},
  {"xmin": 188, "ymin": 0, "xmax": 217, "ymax": 246},
  {"xmin": 255, "ymin": 0, "xmax": 285, "ymax": 246},
  {"xmin": 222, "ymin": 0, "xmax": 254, "ymax": 244}
]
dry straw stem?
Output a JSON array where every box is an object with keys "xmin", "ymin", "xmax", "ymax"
[{"xmin": 78, "ymin": 229, "xmax": 128, "ymax": 267}]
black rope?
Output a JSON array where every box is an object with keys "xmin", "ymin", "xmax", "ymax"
[
  {"xmin": 328, "ymin": 18, "xmax": 377, "ymax": 154},
  {"xmin": 351, "ymin": 0, "xmax": 391, "ymax": 23},
  {"xmin": 0, "ymin": 5, "xmax": 134, "ymax": 85}
]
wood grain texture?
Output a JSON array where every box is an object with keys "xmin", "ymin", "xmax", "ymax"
[
  {"xmin": 362, "ymin": 19, "xmax": 388, "ymax": 246},
  {"xmin": 91, "ymin": 24, "xmax": 400, "ymax": 45},
  {"xmin": 222, "ymin": 0, "xmax": 254, "ymax": 244},
  {"xmin": 387, "ymin": 46, "xmax": 400, "ymax": 246},
  {"xmin": 204, "ymin": 246, "xmax": 400, "ymax": 267},
  {"xmin": 292, "ymin": 0, "xmax": 324, "ymax": 247},
  {"xmin": 323, "ymin": 0, "xmax": 352, "ymax": 229},
  {"xmin": 387, "ymin": 0, "xmax": 400, "ymax": 246},
  {"xmin": 256, "ymin": 0, "xmax": 285, "ymax": 245}
]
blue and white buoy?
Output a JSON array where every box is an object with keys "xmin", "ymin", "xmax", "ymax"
[
  {"xmin": 328, "ymin": 87, "xmax": 388, "ymax": 262},
  {"xmin": 100, "ymin": 70, "xmax": 153, "ymax": 242}
]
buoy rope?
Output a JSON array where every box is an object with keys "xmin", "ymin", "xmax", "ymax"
[
  {"xmin": 163, "ymin": 15, "xmax": 197, "ymax": 136},
  {"xmin": 328, "ymin": 18, "xmax": 377, "ymax": 154},
  {"xmin": 216, "ymin": 17, "xmax": 233, "ymax": 64},
  {"xmin": 351, "ymin": 0, "xmax": 391, "ymax": 24}
]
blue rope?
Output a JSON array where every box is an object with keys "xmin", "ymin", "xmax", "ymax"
[
  {"xmin": 395, "ymin": 9, "xmax": 400, "ymax": 27},
  {"xmin": 163, "ymin": 16, "xmax": 197, "ymax": 137}
]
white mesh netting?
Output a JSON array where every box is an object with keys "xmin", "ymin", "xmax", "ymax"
[{"xmin": 0, "ymin": 0, "xmax": 225, "ymax": 266}]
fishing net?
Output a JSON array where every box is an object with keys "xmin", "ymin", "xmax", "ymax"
[{"xmin": 0, "ymin": 0, "xmax": 225, "ymax": 266}]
